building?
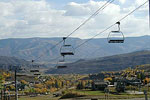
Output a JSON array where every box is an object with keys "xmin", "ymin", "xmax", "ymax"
[{"xmin": 92, "ymin": 80, "xmax": 108, "ymax": 91}]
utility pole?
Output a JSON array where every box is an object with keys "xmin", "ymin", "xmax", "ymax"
[
  {"xmin": 15, "ymin": 68, "xmax": 18, "ymax": 100},
  {"xmin": 4, "ymin": 85, "xmax": 6, "ymax": 100},
  {"xmin": 10, "ymin": 65, "xmax": 26, "ymax": 100},
  {"xmin": 0, "ymin": 74, "xmax": 3, "ymax": 100},
  {"xmin": 0, "ymin": 86, "xmax": 2, "ymax": 100},
  {"xmin": 144, "ymin": 90, "xmax": 148, "ymax": 100},
  {"xmin": 1, "ymin": 90, "xmax": 2, "ymax": 100},
  {"xmin": 9, "ymin": 66, "xmax": 19, "ymax": 100}
]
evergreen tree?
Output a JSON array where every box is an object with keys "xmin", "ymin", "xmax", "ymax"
[{"xmin": 0, "ymin": 75, "xmax": 3, "ymax": 91}]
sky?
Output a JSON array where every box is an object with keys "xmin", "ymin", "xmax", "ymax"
[{"xmin": 0, "ymin": 0, "xmax": 149, "ymax": 39}]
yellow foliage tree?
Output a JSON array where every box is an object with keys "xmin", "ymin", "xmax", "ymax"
[
  {"xmin": 10, "ymin": 85, "xmax": 15, "ymax": 90},
  {"xmin": 104, "ymin": 77, "xmax": 112, "ymax": 81},
  {"xmin": 41, "ymin": 88, "xmax": 48, "ymax": 94},
  {"xmin": 35, "ymin": 88, "xmax": 42, "ymax": 94},
  {"xmin": 50, "ymin": 88, "xmax": 57, "ymax": 93},
  {"xmin": 2, "ymin": 72, "xmax": 10, "ymax": 78},
  {"xmin": 45, "ymin": 80, "xmax": 52, "ymax": 89},
  {"xmin": 144, "ymin": 77, "xmax": 150, "ymax": 84},
  {"xmin": 21, "ymin": 80, "xmax": 28, "ymax": 85},
  {"xmin": 34, "ymin": 84, "xmax": 44, "ymax": 89}
]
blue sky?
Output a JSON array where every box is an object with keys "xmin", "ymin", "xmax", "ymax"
[
  {"xmin": 47, "ymin": 0, "xmax": 106, "ymax": 9},
  {"xmin": 0, "ymin": 0, "xmax": 148, "ymax": 39},
  {"xmin": 48, "ymin": 0, "xmax": 124, "ymax": 9},
  {"xmin": 48, "ymin": 0, "xmax": 101, "ymax": 4},
  {"xmin": 47, "ymin": 0, "xmax": 134, "ymax": 8}
]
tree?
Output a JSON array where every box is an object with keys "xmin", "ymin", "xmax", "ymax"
[
  {"xmin": 9, "ymin": 85, "xmax": 15, "ymax": 91},
  {"xmin": 137, "ymin": 72, "xmax": 145, "ymax": 81},
  {"xmin": 34, "ymin": 84, "xmax": 44, "ymax": 89},
  {"xmin": 35, "ymin": 88, "xmax": 42, "ymax": 94},
  {"xmin": 77, "ymin": 83, "xmax": 81, "ymax": 89},
  {"xmin": 77, "ymin": 81, "xmax": 86, "ymax": 89},
  {"xmin": 21, "ymin": 80, "xmax": 28, "ymax": 85},
  {"xmin": 50, "ymin": 88, "xmax": 57, "ymax": 93},
  {"xmin": 104, "ymin": 77, "xmax": 112, "ymax": 82},
  {"xmin": 41, "ymin": 88, "xmax": 48, "ymax": 94},
  {"xmin": 0, "ymin": 75, "xmax": 3, "ymax": 90},
  {"xmin": 144, "ymin": 77, "xmax": 150, "ymax": 84},
  {"xmin": 81, "ymin": 81, "xmax": 86, "ymax": 89},
  {"xmin": 45, "ymin": 80, "xmax": 52, "ymax": 89},
  {"xmin": 26, "ymin": 88, "xmax": 35, "ymax": 94},
  {"xmin": 55, "ymin": 80, "xmax": 59, "ymax": 88}
]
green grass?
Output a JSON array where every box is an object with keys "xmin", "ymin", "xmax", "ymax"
[
  {"xmin": 18, "ymin": 90, "xmax": 148, "ymax": 100},
  {"xmin": 71, "ymin": 89, "xmax": 146, "ymax": 99},
  {"xmin": 73, "ymin": 89, "xmax": 104, "ymax": 95},
  {"xmin": 19, "ymin": 95, "xmax": 59, "ymax": 100}
]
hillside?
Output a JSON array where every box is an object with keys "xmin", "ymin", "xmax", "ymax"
[
  {"xmin": 0, "ymin": 36, "xmax": 150, "ymax": 63},
  {"xmin": 0, "ymin": 56, "xmax": 32, "ymax": 70},
  {"xmin": 46, "ymin": 50, "xmax": 150, "ymax": 74},
  {"xmin": 136, "ymin": 64, "xmax": 150, "ymax": 72}
]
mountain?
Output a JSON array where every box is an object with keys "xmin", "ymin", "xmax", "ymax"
[
  {"xmin": 0, "ymin": 35, "xmax": 150, "ymax": 63},
  {"xmin": 0, "ymin": 56, "xmax": 32, "ymax": 70},
  {"xmin": 46, "ymin": 50, "xmax": 150, "ymax": 74}
]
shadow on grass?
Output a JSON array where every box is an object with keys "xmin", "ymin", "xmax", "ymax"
[
  {"xmin": 60, "ymin": 93, "xmax": 85, "ymax": 99},
  {"xmin": 109, "ymin": 91, "xmax": 120, "ymax": 95}
]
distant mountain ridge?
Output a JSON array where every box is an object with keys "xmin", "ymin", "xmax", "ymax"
[
  {"xmin": 0, "ymin": 35, "xmax": 150, "ymax": 63},
  {"xmin": 46, "ymin": 50, "xmax": 150, "ymax": 74},
  {"xmin": 0, "ymin": 56, "xmax": 31, "ymax": 69}
]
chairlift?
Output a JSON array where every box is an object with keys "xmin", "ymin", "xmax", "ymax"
[
  {"xmin": 30, "ymin": 66, "xmax": 40, "ymax": 72},
  {"xmin": 30, "ymin": 70, "xmax": 39, "ymax": 73},
  {"xmin": 107, "ymin": 22, "xmax": 124, "ymax": 43},
  {"xmin": 60, "ymin": 37, "xmax": 75, "ymax": 56},
  {"xmin": 30, "ymin": 60, "xmax": 40, "ymax": 73},
  {"xmin": 57, "ymin": 65, "xmax": 67, "ymax": 69},
  {"xmin": 16, "ymin": 66, "xmax": 27, "ymax": 76},
  {"xmin": 16, "ymin": 74, "xmax": 27, "ymax": 77},
  {"xmin": 56, "ymin": 60, "xmax": 67, "ymax": 69},
  {"xmin": 30, "ymin": 68, "xmax": 41, "ymax": 76},
  {"xmin": 34, "ymin": 73, "xmax": 41, "ymax": 76}
]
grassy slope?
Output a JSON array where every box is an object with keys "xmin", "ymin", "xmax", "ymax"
[{"xmin": 19, "ymin": 95, "xmax": 59, "ymax": 100}]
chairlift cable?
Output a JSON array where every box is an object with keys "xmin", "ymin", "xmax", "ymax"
[
  {"xmin": 65, "ymin": 0, "xmax": 115, "ymax": 38},
  {"xmin": 74, "ymin": 0, "xmax": 149, "ymax": 59},
  {"xmin": 44, "ymin": 0, "xmax": 149, "ymax": 63},
  {"xmin": 74, "ymin": 0, "xmax": 149, "ymax": 49},
  {"xmin": 34, "ymin": 40, "xmax": 63, "ymax": 61},
  {"xmin": 35, "ymin": 0, "xmax": 148, "ymax": 63},
  {"xmin": 74, "ymin": 24, "xmax": 116, "ymax": 49},
  {"xmin": 32, "ymin": 0, "xmax": 115, "ymax": 62}
]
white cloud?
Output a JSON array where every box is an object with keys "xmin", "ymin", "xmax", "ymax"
[
  {"xmin": 64, "ymin": 2, "xmax": 91, "ymax": 16},
  {"xmin": 119, "ymin": 0, "xmax": 126, "ymax": 4},
  {"xmin": 0, "ymin": 0, "xmax": 148, "ymax": 39},
  {"xmin": 136, "ymin": 0, "xmax": 145, "ymax": 5}
]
